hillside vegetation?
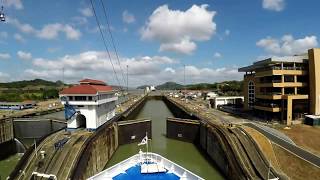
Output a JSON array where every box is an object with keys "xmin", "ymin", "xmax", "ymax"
[
  {"xmin": 0, "ymin": 79, "xmax": 66, "ymax": 102},
  {"xmin": 138, "ymin": 81, "xmax": 243, "ymax": 96}
]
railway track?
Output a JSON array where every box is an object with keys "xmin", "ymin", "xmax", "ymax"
[
  {"xmin": 13, "ymin": 129, "xmax": 91, "ymax": 180},
  {"xmin": 16, "ymin": 130, "xmax": 64, "ymax": 180}
]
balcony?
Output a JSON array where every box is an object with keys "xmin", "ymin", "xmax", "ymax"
[
  {"xmin": 256, "ymin": 67, "xmax": 307, "ymax": 77},
  {"xmin": 254, "ymin": 102, "xmax": 281, "ymax": 112},
  {"xmin": 257, "ymin": 82, "xmax": 306, "ymax": 88},
  {"xmin": 256, "ymin": 93, "xmax": 282, "ymax": 99},
  {"xmin": 254, "ymin": 105, "xmax": 281, "ymax": 112}
]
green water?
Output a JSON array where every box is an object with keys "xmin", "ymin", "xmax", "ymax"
[
  {"xmin": 106, "ymin": 99, "xmax": 224, "ymax": 180},
  {"xmin": 0, "ymin": 154, "xmax": 22, "ymax": 179}
]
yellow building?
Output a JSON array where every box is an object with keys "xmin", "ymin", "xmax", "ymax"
[{"xmin": 239, "ymin": 48, "xmax": 320, "ymax": 125}]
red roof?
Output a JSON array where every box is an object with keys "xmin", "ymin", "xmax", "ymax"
[
  {"xmin": 60, "ymin": 84, "xmax": 113, "ymax": 95},
  {"xmin": 79, "ymin": 79, "xmax": 106, "ymax": 85}
]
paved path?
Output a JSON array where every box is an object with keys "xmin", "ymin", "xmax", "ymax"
[{"xmin": 245, "ymin": 123, "xmax": 320, "ymax": 168}]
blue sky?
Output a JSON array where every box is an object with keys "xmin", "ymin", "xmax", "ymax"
[{"xmin": 0, "ymin": 0, "xmax": 319, "ymax": 86}]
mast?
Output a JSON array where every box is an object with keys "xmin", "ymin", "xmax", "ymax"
[{"xmin": 146, "ymin": 131, "xmax": 148, "ymax": 163}]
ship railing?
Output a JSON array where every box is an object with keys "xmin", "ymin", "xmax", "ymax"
[{"xmin": 87, "ymin": 152, "xmax": 204, "ymax": 180}]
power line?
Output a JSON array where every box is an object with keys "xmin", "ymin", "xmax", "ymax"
[
  {"xmin": 90, "ymin": 0, "xmax": 122, "ymax": 90},
  {"xmin": 99, "ymin": 0, "xmax": 127, "ymax": 89}
]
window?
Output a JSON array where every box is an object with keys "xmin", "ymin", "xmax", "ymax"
[
  {"xmin": 284, "ymin": 75, "xmax": 294, "ymax": 82},
  {"xmin": 248, "ymin": 81, "xmax": 255, "ymax": 108},
  {"xmin": 88, "ymin": 96, "xmax": 92, "ymax": 101},
  {"xmin": 75, "ymin": 96, "xmax": 86, "ymax": 101}
]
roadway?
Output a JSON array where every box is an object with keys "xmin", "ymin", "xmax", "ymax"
[{"xmin": 245, "ymin": 123, "xmax": 320, "ymax": 168}]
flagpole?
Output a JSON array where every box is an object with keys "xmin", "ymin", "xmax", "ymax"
[{"xmin": 146, "ymin": 132, "xmax": 148, "ymax": 163}]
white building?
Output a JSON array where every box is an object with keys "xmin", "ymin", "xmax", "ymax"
[
  {"xmin": 206, "ymin": 92, "xmax": 218, "ymax": 99},
  {"xmin": 150, "ymin": 86, "xmax": 156, "ymax": 91},
  {"xmin": 59, "ymin": 79, "xmax": 118, "ymax": 130},
  {"xmin": 210, "ymin": 96, "xmax": 244, "ymax": 109}
]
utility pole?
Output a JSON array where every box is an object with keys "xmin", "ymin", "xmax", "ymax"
[
  {"xmin": 126, "ymin": 65, "xmax": 129, "ymax": 93},
  {"xmin": 184, "ymin": 64, "xmax": 186, "ymax": 103},
  {"xmin": 62, "ymin": 67, "xmax": 65, "ymax": 85}
]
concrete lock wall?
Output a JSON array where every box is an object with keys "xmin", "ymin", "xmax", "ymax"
[
  {"xmin": 118, "ymin": 119, "xmax": 151, "ymax": 145},
  {"xmin": 166, "ymin": 117, "xmax": 200, "ymax": 143},
  {"xmin": 0, "ymin": 118, "xmax": 14, "ymax": 144},
  {"xmin": 72, "ymin": 122, "xmax": 119, "ymax": 180},
  {"xmin": 13, "ymin": 119, "xmax": 66, "ymax": 145},
  {"xmin": 205, "ymin": 126, "xmax": 229, "ymax": 176},
  {"xmin": 163, "ymin": 97, "xmax": 200, "ymax": 120}
]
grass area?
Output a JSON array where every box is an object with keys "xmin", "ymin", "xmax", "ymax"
[
  {"xmin": 0, "ymin": 154, "xmax": 22, "ymax": 179},
  {"xmin": 242, "ymin": 126, "xmax": 282, "ymax": 171},
  {"xmin": 273, "ymin": 144, "xmax": 320, "ymax": 180},
  {"xmin": 276, "ymin": 124, "xmax": 320, "ymax": 156}
]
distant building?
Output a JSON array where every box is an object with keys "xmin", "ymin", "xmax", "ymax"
[
  {"xmin": 210, "ymin": 96, "xmax": 244, "ymax": 109},
  {"xmin": 206, "ymin": 92, "xmax": 218, "ymax": 100},
  {"xmin": 59, "ymin": 79, "xmax": 118, "ymax": 130},
  {"xmin": 150, "ymin": 86, "xmax": 156, "ymax": 91},
  {"xmin": 145, "ymin": 87, "xmax": 150, "ymax": 94},
  {"xmin": 238, "ymin": 48, "xmax": 320, "ymax": 125}
]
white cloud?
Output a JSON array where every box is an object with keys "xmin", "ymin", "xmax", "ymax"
[
  {"xmin": 17, "ymin": 51, "xmax": 32, "ymax": 60},
  {"xmin": 262, "ymin": 0, "xmax": 285, "ymax": 11},
  {"xmin": 24, "ymin": 50, "xmax": 240, "ymax": 86},
  {"xmin": 141, "ymin": 4, "xmax": 216, "ymax": 55},
  {"xmin": 4, "ymin": 0, "xmax": 23, "ymax": 10},
  {"xmin": 71, "ymin": 16, "xmax": 88, "ymax": 25},
  {"xmin": 0, "ymin": 72, "xmax": 10, "ymax": 82},
  {"xmin": 159, "ymin": 38, "xmax": 196, "ymax": 55},
  {"xmin": 257, "ymin": 34, "xmax": 318, "ymax": 55},
  {"xmin": 225, "ymin": 29, "xmax": 230, "ymax": 36},
  {"xmin": 7, "ymin": 17, "xmax": 81, "ymax": 40},
  {"xmin": 79, "ymin": 7, "xmax": 93, "ymax": 17},
  {"xmin": 122, "ymin": 10, "xmax": 136, "ymax": 24},
  {"xmin": 164, "ymin": 67, "xmax": 175, "ymax": 74},
  {"xmin": 214, "ymin": 52, "xmax": 222, "ymax": 58},
  {"xmin": 26, "ymin": 51, "xmax": 176, "ymax": 83},
  {"xmin": 37, "ymin": 23, "xmax": 81, "ymax": 40},
  {"xmin": 0, "ymin": 53, "xmax": 11, "ymax": 60},
  {"xmin": 14, "ymin": 33, "xmax": 25, "ymax": 42}
]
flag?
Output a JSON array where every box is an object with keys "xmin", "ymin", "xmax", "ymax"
[{"xmin": 138, "ymin": 135, "xmax": 148, "ymax": 146}]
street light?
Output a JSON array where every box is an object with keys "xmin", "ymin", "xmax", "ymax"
[{"xmin": 0, "ymin": 6, "xmax": 5, "ymax": 22}]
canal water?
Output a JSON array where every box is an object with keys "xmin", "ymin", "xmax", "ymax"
[{"xmin": 106, "ymin": 99, "xmax": 224, "ymax": 180}]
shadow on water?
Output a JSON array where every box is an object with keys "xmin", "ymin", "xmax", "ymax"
[{"xmin": 106, "ymin": 99, "xmax": 224, "ymax": 180}]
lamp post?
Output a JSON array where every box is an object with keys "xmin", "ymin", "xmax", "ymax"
[
  {"xmin": 0, "ymin": 6, "xmax": 5, "ymax": 22},
  {"xmin": 126, "ymin": 65, "xmax": 129, "ymax": 93},
  {"xmin": 184, "ymin": 64, "xmax": 186, "ymax": 103}
]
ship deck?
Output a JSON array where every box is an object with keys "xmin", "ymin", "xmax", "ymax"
[{"xmin": 88, "ymin": 152, "xmax": 204, "ymax": 180}]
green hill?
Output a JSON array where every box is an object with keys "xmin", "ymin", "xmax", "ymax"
[
  {"xmin": 156, "ymin": 82, "xmax": 183, "ymax": 90},
  {"xmin": 147, "ymin": 81, "xmax": 243, "ymax": 96},
  {"xmin": 0, "ymin": 79, "xmax": 66, "ymax": 102},
  {"xmin": 0, "ymin": 79, "xmax": 63, "ymax": 89},
  {"xmin": 136, "ymin": 85, "xmax": 150, "ymax": 89}
]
